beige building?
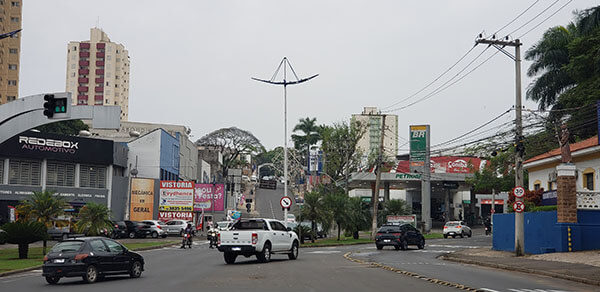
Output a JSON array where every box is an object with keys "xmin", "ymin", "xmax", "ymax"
[
  {"xmin": 0, "ymin": 0, "xmax": 22, "ymax": 105},
  {"xmin": 66, "ymin": 28, "xmax": 130, "ymax": 120},
  {"xmin": 352, "ymin": 107, "xmax": 398, "ymax": 164}
]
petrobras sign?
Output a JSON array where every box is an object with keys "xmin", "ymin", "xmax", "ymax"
[
  {"xmin": 0, "ymin": 131, "xmax": 113, "ymax": 164},
  {"xmin": 409, "ymin": 125, "xmax": 429, "ymax": 172}
]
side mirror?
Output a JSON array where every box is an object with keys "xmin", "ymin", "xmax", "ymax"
[{"xmin": 287, "ymin": 227, "xmax": 292, "ymax": 232}]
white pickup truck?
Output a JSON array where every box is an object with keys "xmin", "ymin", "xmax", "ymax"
[{"xmin": 217, "ymin": 218, "xmax": 299, "ymax": 264}]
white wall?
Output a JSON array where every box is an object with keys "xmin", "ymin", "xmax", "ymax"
[{"xmin": 127, "ymin": 130, "xmax": 161, "ymax": 179}]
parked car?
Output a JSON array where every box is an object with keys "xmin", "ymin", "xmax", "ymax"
[
  {"xmin": 141, "ymin": 220, "xmax": 168, "ymax": 238},
  {"xmin": 42, "ymin": 237, "xmax": 145, "ymax": 284},
  {"xmin": 0, "ymin": 228, "xmax": 6, "ymax": 245},
  {"xmin": 47, "ymin": 217, "xmax": 83, "ymax": 240},
  {"xmin": 164, "ymin": 220, "xmax": 193, "ymax": 236},
  {"xmin": 299, "ymin": 221, "xmax": 326, "ymax": 239},
  {"xmin": 443, "ymin": 221, "xmax": 472, "ymax": 238},
  {"xmin": 113, "ymin": 221, "xmax": 151, "ymax": 239},
  {"xmin": 217, "ymin": 218, "xmax": 299, "ymax": 264},
  {"xmin": 375, "ymin": 224, "xmax": 425, "ymax": 250}
]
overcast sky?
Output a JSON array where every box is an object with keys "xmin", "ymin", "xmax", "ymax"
[{"xmin": 19, "ymin": 0, "xmax": 599, "ymax": 152}]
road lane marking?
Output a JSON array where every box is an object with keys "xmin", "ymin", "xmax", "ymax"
[
  {"xmin": 427, "ymin": 244, "xmax": 479, "ymax": 249},
  {"xmin": 305, "ymin": 250, "xmax": 341, "ymax": 254}
]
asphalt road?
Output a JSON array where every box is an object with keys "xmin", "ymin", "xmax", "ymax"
[
  {"xmin": 0, "ymin": 241, "xmax": 458, "ymax": 292},
  {"xmin": 254, "ymin": 183, "xmax": 286, "ymax": 220}
]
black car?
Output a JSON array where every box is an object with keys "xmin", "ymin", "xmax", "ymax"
[
  {"xmin": 42, "ymin": 237, "xmax": 144, "ymax": 284},
  {"xmin": 112, "ymin": 220, "xmax": 151, "ymax": 239},
  {"xmin": 375, "ymin": 224, "xmax": 425, "ymax": 250}
]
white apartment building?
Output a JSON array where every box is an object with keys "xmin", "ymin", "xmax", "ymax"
[
  {"xmin": 65, "ymin": 28, "xmax": 130, "ymax": 120},
  {"xmin": 351, "ymin": 107, "xmax": 398, "ymax": 164}
]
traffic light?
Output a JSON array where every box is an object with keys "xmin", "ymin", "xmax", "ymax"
[
  {"xmin": 42, "ymin": 94, "xmax": 68, "ymax": 118},
  {"xmin": 246, "ymin": 203, "xmax": 251, "ymax": 213}
]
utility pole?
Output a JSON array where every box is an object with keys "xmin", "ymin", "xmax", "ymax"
[
  {"xmin": 371, "ymin": 114, "xmax": 386, "ymax": 239},
  {"xmin": 476, "ymin": 36, "xmax": 524, "ymax": 256},
  {"xmin": 253, "ymin": 57, "xmax": 318, "ymax": 227}
]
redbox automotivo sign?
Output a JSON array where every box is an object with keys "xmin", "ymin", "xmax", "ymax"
[
  {"xmin": 158, "ymin": 211, "xmax": 193, "ymax": 222},
  {"xmin": 159, "ymin": 181, "xmax": 194, "ymax": 211}
]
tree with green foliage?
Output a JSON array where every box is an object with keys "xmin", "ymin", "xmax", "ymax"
[
  {"xmin": 344, "ymin": 197, "xmax": 371, "ymax": 239},
  {"xmin": 1, "ymin": 221, "xmax": 47, "ymax": 259},
  {"xmin": 466, "ymin": 149, "xmax": 517, "ymax": 194},
  {"xmin": 76, "ymin": 202, "xmax": 113, "ymax": 236},
  {"xmin": 323, "ymin": 188, "xmax": 348, "ymax": 240},
  {"xmin": 299, "ymin": 191, "xmax": 326, "ymax": 243},
  {"xmin": 377, "ymin": 199, "xmax": 410, "ymax": 226},
  {"xmin": 16, "ymin": 190, "xmax": 66, "ymax": 255},
  {"xmin": 35, "ymin": 120, "xmax": 89, "ymax": 136},
  {"xmin": 320, "ymin": 120, "xmax": 366, "ymax": 183},
  {"xmin": 291, "ymin": 117, "xmax": 322, "ymax": 167}
]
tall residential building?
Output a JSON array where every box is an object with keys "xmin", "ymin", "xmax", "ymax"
[
  {"xmin": 352, "ymin": 107, "xmax": 398, "ymax": 164},
  {"xmin": 0, "ymin": 0, "xmax": 22, "ymax": 105},
  {"xmin": 66, "ymin": 28, "xmax": 130, "ymax": 120}
]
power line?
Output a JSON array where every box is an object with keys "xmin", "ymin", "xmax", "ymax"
[
  {"xmin": 493, "ymin": 0, "xmax": 542, "ymax": 35},
  {"xmin": 431, "ymin": 108, "xmax": 512, "ymax": 148},
  {"xmin": 504, "ymin": 0, "xmax": 561, "ymax": 37},
  {"xmin": 517, "ymin": 0, "xmax": 575, "ymax": 38}
]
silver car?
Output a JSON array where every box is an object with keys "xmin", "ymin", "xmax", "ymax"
[
  {"xmin": 443, "ymin": 221, "xmax": 472, "ymax": 238},
  {"xmin": 164, "ymin": 220, "xmax": 193, "ymax": 236},
  {"xmin": 142, "ymin": 220, "xmax": 168, "ymax": 238}
]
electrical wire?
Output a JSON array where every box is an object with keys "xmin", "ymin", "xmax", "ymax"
[
  {"xmin": 493, "ymin": 0, "xmax": 542, "ymax": 35},
  {"xmin": 431, "ymin": 108, "xmax": 512, "ymax": 148},
  {"xmin": 504, "ymin": 0, "xmax": 561, "ymax": 38},
  {"xmin": 517, "ymin": 0, "xmax": 575, "ymax": 39}
]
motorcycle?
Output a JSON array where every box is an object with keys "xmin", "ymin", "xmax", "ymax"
[
  {"xmin": 181, "ymin": 233, "xmax": 192, "ymax": 249},
  {"xmin": 207, "ymin": 230, "xmax": 218, "ymax": 248},
  {"xmin": 485, "ymin": 225, "xmax": 492, "ymax": 235}
]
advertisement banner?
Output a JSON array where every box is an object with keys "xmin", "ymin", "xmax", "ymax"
[
  {"xmin": 158, "ymin": 211, "xmax": 193, "ymax": 222},
  {"xmin": 130, "ymin": 178, "xmax": 155, "ymax": 221},
  {"xmin": 387, "ymin": 215, "xmax": 417, "ymax": 227},
  {"xmin": 159, "ymin": 181, "xmax": 194, "ymax": 211},
  {"xmin": 227, "ymin": 210, "xmax": 242, "ymax": 221},
  {"xmin": 194, "ymin": 184, "xmax": 225, "ymax": 212}
]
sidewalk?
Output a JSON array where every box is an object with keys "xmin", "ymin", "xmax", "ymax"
[{"xmin": 441, "ymin": 247, "xmax": 600, "ymax": 286}]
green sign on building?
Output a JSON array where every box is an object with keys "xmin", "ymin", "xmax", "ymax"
[{"xmin": 409, "ymin": 125, "xmax": 429, "ymax": 169}]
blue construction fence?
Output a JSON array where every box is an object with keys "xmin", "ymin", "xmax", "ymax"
[{"xmin": 492, "ymin": 210, "xmax": 600, "ymax": 254}]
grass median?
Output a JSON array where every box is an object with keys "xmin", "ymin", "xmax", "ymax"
[
  {"xmin": 300, "ymin": 232, "xmax": 443, "ymax": 248},
  {"xmin": 0, "ymin": 240, "xmax": 178, "ymax": 275}
]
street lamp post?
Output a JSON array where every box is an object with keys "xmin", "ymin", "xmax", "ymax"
[{"xmin": 253, "ymin": 57, "xmax": 318, "ymax": 227}]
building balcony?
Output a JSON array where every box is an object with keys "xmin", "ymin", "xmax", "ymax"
[
  {"xmin": 96, "ymin": 60, "xmax": 104, "ymax": 67},
  {"xmin": 95, "ymin": 78, "xmax": 104, "ymax": 84},
  {"xmin": 96, "ymin": 52, "xmax": 105, "ymax": 58},
  {"xmin": 95, "ymin": 69, "xmax": 104, "ymax": 75},
  {"xmin": 78, "ymin": 68, "xmax": 89, "ymax": 75},
  {"xmin": 96, "ymin": 43, "xmax": 105, "ymax": 49},
  {"xmin": 78, "ymin": 77, "xmax": 89, "ymax": 83},
  {"xmin": 80, "ymin": 43, "xmax": 91, "ymax": 49},
  {"xmin": 78, "ymin": 86, "xmax": 88, "ymax": 92},
  {"xmin": 79, "ymin": 51, "xmax": 90, "ymax": 58},
  {"xmin": 95, "ymin": 87, "xmax": 104, "ymax": 93},
  {"xmin": 94, "ymin": 95, "xmax": 103, "ymax": 101},
  {"xmin": 79, "ymin": 60, "xmax": 89, "ymax": 66}
]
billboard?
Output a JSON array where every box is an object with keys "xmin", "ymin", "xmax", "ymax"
[
  {"xmin": 129, "ymin": 178, "xmax": 154, "ymax": 221},
  {"xmin": 387, "ymin": 215, "xmax": 417, "ymax": 227},
  {"xmin": 194, "ymin": 184, "xmax": 225, "ymax": 212},
  {"xmin": 409, "ymin": 125, "xmax": 429, "ymax": 171},
  {"xmin": 158, "ymin": 211, "xmax": 193, "ymax": 222},
  {"xmin": 159, "ymin": 181, "xmax": 194, "ymax": 211}
]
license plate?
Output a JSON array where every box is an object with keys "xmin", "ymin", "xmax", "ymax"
[
  {"xmin": 54, "ymin": 259, "xmax": 65, "ymax": 263},
  {"xmin": 231, "ymin": 247, "xmax": 241, "ymax": 251},
  {"xmin": 384, "ymin": 239, "xmax": 390, "ymax": 242}
]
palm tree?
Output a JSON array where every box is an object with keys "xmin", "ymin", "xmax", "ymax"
[
  {"xmin": 323, "ymin": 191, "xmax": 348, "ymax": 240},
  {"xmin": 17, "ymin": 190, "xmax": 65, "ymax": 255},
  {"xmin": 291, "ymin": 117, "xmax": 321, "ymax": 168},
  {"xmin": 300, "ymin": 191, "xmax": 325, "ymax": 243},
  {"xmin": 76, "ymin": 202, "xmax": 113, "ymax": 236},
  {"xmin": 1, "ymin": 221, "xmax": 47, "ymax": 259},
  {"xmin": 378, "ymin": 199, "xmax": 410, "ymax": 226},
  {"xmin": 344, "ymin": 197, "xmax": 371, "ymax": 239}
]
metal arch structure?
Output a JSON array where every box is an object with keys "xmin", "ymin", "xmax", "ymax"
[
  {"xmin": 252, "ymin": 57, "xmax": 318, "ymax": 227},
  {"xmin": 0, "ymin": 92, "xmax": 121, "ymax": 144},
  {"xmin": 257, "ymin": 163, "xmax": 281, "ymax": 176}
]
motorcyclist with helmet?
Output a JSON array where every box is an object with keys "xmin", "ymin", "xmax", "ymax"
[{"xmin": 181, "ymin": 223, "xmax": 194, "ymax": 248}]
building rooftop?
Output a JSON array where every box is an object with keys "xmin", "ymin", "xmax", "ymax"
[{"xmin": 524, "ymin": 135, "xmax": 599, "ymax": 164}]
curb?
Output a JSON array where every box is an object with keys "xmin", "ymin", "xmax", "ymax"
[
  {"xmin": 344, "ymin": 251, "xmax": 484, "ymax": 291},
  {"xmin": 0, "ymin": 242, "xmax": 178, "ymax": 278},
  {"xmin": 440, "ymin": 254, "xmax": 600, "ymax": 287}
]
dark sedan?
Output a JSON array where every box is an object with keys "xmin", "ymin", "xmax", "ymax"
[
  {"xmin": 42, "ymin": 237, "xmax": 144, "ymax": 284},
  {"xmin": 112, "ymin": 220, "xmax": 151, "ymax": 239},
  {"xmin": 375, "ymin": 224, "xmax": 425, "ymax": 250}
]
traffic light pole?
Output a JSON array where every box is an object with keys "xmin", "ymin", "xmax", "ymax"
[{"xmin": 475, "ymin": 37, "xmax": 524, "ymax": 256}]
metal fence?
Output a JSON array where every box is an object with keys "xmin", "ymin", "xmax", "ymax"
[{"xmin": 577, "ymin": 191, "xmax": 600, "ymax": 210}]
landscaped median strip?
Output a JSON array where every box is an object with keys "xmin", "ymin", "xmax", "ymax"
[
  {"xmin": 0, "ymin": 240, "xmax": 178, "ymax": 278},
  {"xmin": 343, "ymin": 251, "xmax": 483, "ymax": 292}
]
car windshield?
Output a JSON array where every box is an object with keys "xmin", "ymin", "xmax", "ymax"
[
  {"xmin": 446, "ymin": 222, "xmax": 459, "ymax": 226},
  {"xmin": 232, "ymin": 220, "xmax": 265, "ymax": 230},
  {"xmin": 50, "ymin": 241, "xmax": 84, "ymax": 253},
  {"xmin": 378, "ymin": 226, "xmax": 399, "ymax": 233}
]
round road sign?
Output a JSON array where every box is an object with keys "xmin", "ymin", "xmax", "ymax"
[
  {"xmin": 513, "ymin": 201, "xmax": 525, "ymax": 213},
  {"xmin": 280, "ymin": 196, "xmax": 292, "ymax": 209},
  {"xmin": 513, "ymin": 186, "xmax": 526, "ymax": 198}
]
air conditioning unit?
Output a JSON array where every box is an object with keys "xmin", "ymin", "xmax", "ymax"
[{"xmin": 548, "ymin": 171, "xmax": 557, "ymax": 182}]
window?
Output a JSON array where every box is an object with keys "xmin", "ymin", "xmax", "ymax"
[
  {"xmin": 9, "ymin": 159, "xmax": 41, "ymax": 186},
  {"xmin": 90, "ymin": 240, "xmax": 109, "ymax": 252},
  {"xmin": 106, "ymin": 82, "xmax": 109, "ymax": 86},
  {"xmin": 533, "ymin": 180, "xmax": 541, "ymax": 191},
  {"xmin": 9, "ymin": 48, "xmax": 17, "ymax": 54},
  {"xmin": 0, "ymin": 159, "xmax": 4, "ymax": 184},
  {"xmin": 8, "ymin": 80, "xmax": 17, "ymax": 86},
  {"xmin": 548, "ymin": 181, "xmax": 554, "ymax": 191},
  {"xmin": 7, "ymin": 96, "xmax": 16, "ymax": 101},
  {"xmin": 103, "ymin": 239, "xmax": 124, "ymax": 254},
  {"xmin": 8, "ymin": 64, "xmax": 16, "ymax": 70},
  {"xmin": 79, "ymin": 164, "xmax": 106, "ymax": 188},
  {"xmin": 46, "ymin": 161, "xmax": 75, "ymax": 187},
  {"xmin": 583, "ymin": 169, "xmax": 595, "ymax": 190},
  {"xmin": 73, "ymin": 46, "xmax": 77, "ymax": 51},
  {"xmin": 11, "ymin": 1, "xmax": 20, "ymax": 7},
  {"xmin": 10, "ymin": 17, "xmax": 19, "ymax": 23}
]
